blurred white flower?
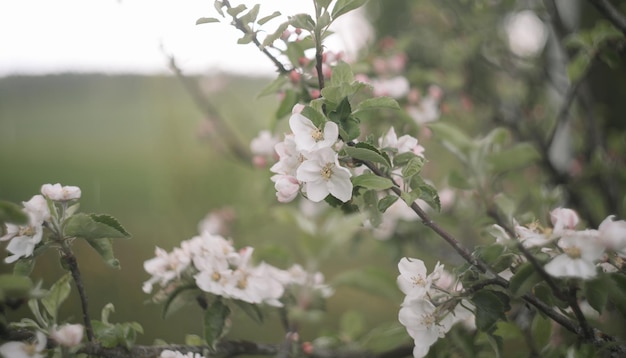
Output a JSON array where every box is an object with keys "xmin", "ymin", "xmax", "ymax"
[
  {"xmin": 598, "ymin": 215, "xmax": 626, "ymax": 255},
  {"xmin": 296, "ymin": 147, "xmax": 353, "ymax": 203},
  {"xmin": 544, "ymin": 230, "xmax": 604, "ymax": 279},
  {"xmin": 0, "ymin": 331, "xmax": 46, "ymax": 358},
  {"xmin": 50, "ymin": 324, "xmax": 83, "ymax": 347},
  {"xmin": 505, "ymin": 10, "xmax": 548, "ymax": 57},
  {"xmin": 550, "ymin": 207, "xmax": 579, "ymax": 235},
  {"xmin": 160, "ymin": 350, "xmax": 205, "ymax": 358},
  {"xmin": 41, "ymin": 183, "xmax": 81, "ymax": 201},
  {"xmin": 397, "ymin": 257, "xmax": 443, "ymax": 299},
  {"xmin": 1, "ymin": 195, "xmax": 50, "ymax": 264}
]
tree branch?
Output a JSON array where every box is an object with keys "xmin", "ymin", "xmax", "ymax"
[{"xmin": 61, "ymin": 246, "xmax": 94, "ymax": 342}]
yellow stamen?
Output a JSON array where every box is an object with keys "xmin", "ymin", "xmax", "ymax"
[
  {"xmin": 320, "ymin": 163, "xmax": 334, "ymax": 181},
  {"xmin": 311, "ymin": 128, "xmax": 324, "ymax": 142},
  {"xmin": 564, "ymin": 246, "xmax": 582, "ymax": 259}
]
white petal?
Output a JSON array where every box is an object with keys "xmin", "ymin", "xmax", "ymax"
[{"xmin": 305, "ymin": 180, "xmax": 330, "ymax": 202}]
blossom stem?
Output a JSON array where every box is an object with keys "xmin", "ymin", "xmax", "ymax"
[{"xmin": 60, "ymin": 246, "xmax": 95, "ymax": 342}]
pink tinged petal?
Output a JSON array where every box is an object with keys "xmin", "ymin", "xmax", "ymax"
[
  {"xmin": 305, "ymin": 180, "xmax": 330, "ymax": 202},
  {"xmin": 550, "ymin": 208, "xmax": 579, "ymax": 232}
]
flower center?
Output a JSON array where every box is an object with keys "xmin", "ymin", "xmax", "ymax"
[
  {"xmin": 320, "ymin": 163, "xmax": 334, "ymax": 181},
  {"xmin": 411, "ymin": 275, "xmax": 425, "ymax": 287},
  {"xmin": 18, "ymin": 225, "xmax": 36, "ymax": 237},
  {"xmin": 237, "ymin": 277, "xmax": 248, "ymax": 289},
  {"xmin": 212, "ymin": 272, "xmax": 221, "ymax": 281},
  {"xmin": 563, "ymin": 246, "xmax": 582, "ymax": 259},
  {"xmin": 421, "ymin": 313, "xmax": 436, "ymax": 328},
  {"xmin": 311, "ymin": 128, "xmax": 324, "ymax": 142}
]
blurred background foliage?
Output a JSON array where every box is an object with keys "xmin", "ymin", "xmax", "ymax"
[{"xmin": 1, "ymin": 0, "xmax": 625, "ymax": 353}]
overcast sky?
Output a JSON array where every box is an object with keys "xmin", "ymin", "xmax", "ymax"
[{"xmin": 0, "ymin": 0, "xmax": 371, "ymax": 77}]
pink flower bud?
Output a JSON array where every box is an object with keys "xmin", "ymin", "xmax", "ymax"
[
  {"xmin": 50, "ymin": 324, "xmax": 83, "ymax": 347},
  {"xmin": 289, "ymin": 70, "xmax": 301, "ymax": 84},
  {"xmin": 41, "ymin": 183, "xmax": 81, "ymax": 201},
  {"xmin": 550, "ymin": 208, "xmax": 579, "ymax": 232}
]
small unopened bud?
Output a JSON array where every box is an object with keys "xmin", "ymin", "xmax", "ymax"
[
  {"xmin": 301, "ymin": 342, "xmax": 314, "ymax": 355},
  {"xmin": 289, "ymin": 71, "xmax": 301, "ymax": 84},
  {"xmin": 50, "ymin": 324, "xmax": 84, "ymax": 347}
]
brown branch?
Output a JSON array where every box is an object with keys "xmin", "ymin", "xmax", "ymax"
[
  {"xmin": 587, "ymin": 0, "xmax": 626, "ymax": 36},
  {"xmin": 61, "ymin": 246, "xmax": 94, "ymax": 342}
]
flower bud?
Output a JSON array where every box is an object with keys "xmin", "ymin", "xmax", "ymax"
[
  {"xmin": 41, "ymin": 183, "xmax": 81, "ymax": 201},
  {"xmin": 50, "ymin": 324, "xmax": 83, "ymax": 347}
]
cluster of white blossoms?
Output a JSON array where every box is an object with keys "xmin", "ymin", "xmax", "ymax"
[
  {"xmin": 143, "ymin": 230, "xmax": 332, "ymax": 307},
  {"xmin": 269, "ymin": 108, "xmax": 353, "ymax": 203},
  {"xmin": 1, "ymin": 183, "xmax": 81, "ymax": 263},
  {"xmin": 397, "ymin": 258, "xmax": 474, "ymax": 358},
  {"xmin": 494, "ymin": 208, "xmax": 626, "ymax": 279},
  {"xmin": 160, "ymin": 349, "xmax": 205, "ymax": 358}
]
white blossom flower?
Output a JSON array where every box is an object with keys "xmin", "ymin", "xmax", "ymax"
[
  {"xmin": 1, "ymin": 195, "xmax": 50, "ymax": 264},
  {"xmin": 270, "ymin": 134, "xmax": 302, "ymax": 177},
  {"xmin": 598, "ymin": 215, "xmax": 626, "ymax": 255},
  {"xmin": 271, "ymin": 175, "xmax": 300, "ymax": 203},
  {"xmin": 515, "ymin": 225, "xmax": 551, "ymax": 247},
  {"xmin": 397, "ymin": 257, "xmax": 443, "ymax": 299},
  {"xmin": 550, "ymin": 208, "xmax": 579, "ymax": 235},
  {"xmin": 50, "ymin": 324, "xmax": 83, "ymax": 347},
  {"xmin": 399, "ymin": 298, "xmax": 453, "ymax": 358},
  {"xmin": 505, "ymin": 10, "xmax": 547, "ymax": 58},
  {"xmin": 379, "ymin": 127, "xmax": 419, "ymax": 154},
  {"xmin": 289, "ymin": 113, "xmax": 338, "ymax": 153},
  {"xmin": 371, "ymin": 76, "xmax": 410, "ymax": 98},
  {"xmin": 142, "ymin": 246, "xmax": 192, "ymax": 293},
  {"xmin": 250, "ymin": 130, "xmax": 279, "ymax": 157},
  {"xmin": 296, "ymin": 147, "xmax": 353, "ymax": 202},
  {"xmin": 41, "ymin": 183, "xmax": 81, "ymax": 201},
  {"xmin": 0, "ymin": 331, "xmax": 47, "ymax": 358},
  {"xmin": 160, "ymin": 349, "xmax": 205, "ymax": 358},
  {"xmin": 544, "ymin": 230, "xmax": 604, "ymax": 279}
]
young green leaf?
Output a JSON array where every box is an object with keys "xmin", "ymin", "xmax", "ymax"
[
  {"xmin": 41, "ymin": 273, "xmax": 71, "ymax": 322},
  {"xmin": 162, "ymin": 286, "xmax": 202, "ymax": 319},
  {"xmin": 508, "ymin": 262, "xmax": 541, "ymax": 297},
  {"xmin": 329, "ymin": 61, "xmax": 354, "ymax": 86},
  {"xmin": 344, "ymin": 143, "xmax": 391, "ymax": 167},
  {"xmin": 196, "ymin": 17, "xmax": 220, "ymax": 25},
  {"xmin": 239, "ymin": 4, "xmax": 260, "ymax": 25},
  {"xmin": 352, "ymin": 173, "xmax": 394, "ymax": 190},
  {"xmin": 289, "ymin": 14, "xmax": 315, "ymax": 32},
  {"xmin": 262, "ymin": 21, "xmax": 289, "ymax": 48},
  {"xmin": 204, "ymin": 299, "xmax": 231, "ymax": 349},
  {"xmin": 85, "ymin": 238, "xmax": 120, "ymax": 269},
  {"xmin": 233, "ymin": 299, "xmax": 264, "ymax": 324},
  {"xmin": 353, "ymin": 97, "xmax": 400, "ymax": 115},
  {"xmin": 472, "ymin": 290, "xmax": 510, "ymax": 331},
  {"xmin": 377, "ymin": 195, "xmax": 399, "ymax": 213},
  {"xmin": 64, "ymin": 213, "xmax": 130, "ymax": 240},
  {"xmin": 331, "ymin": 0, "xmax": 368, "ymax": 21},
  {"xmin": 226, "ymin": 4, "xmax": 247, "ymax": 18},
  {"xmin": 257, "ymin": 11, "xmax": 281, "ymax": 26}
]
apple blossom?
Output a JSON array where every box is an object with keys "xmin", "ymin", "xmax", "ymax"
[
  {"xmin": 41, "ymin": 183, "xmax": 81, "ymax": 201},
  {"xmin": 598, "ymin": 215, "xmax": 626, "ymax": 255},
  {"xmin": 289, "ymin": 113, "xmax": 338, "ymax": 153},
  {"xmin": 550, "ymin": 208, "xmax": 579, "ymax": 235},
  {"xmin": 1, "ymin": 195, "xmax": 50, "ymax": 264},
  {"xmin": 271, "ymin": 175, "xmax": 300, "ymax": 203},
  {"xmin": 160, "ymin": 350, "xmax": 205, "ymax": 358},
  {"xmin": 296, "ymin": 147, "xmax": 353, "ymax": 202},
  {"xmin": 399, "ymin": 298, "xmax": 454, "ymax": 358},
  {"xmin": 0, "ymin": 331, "xmax": 46, "ymax": 358},
  {"xmin": 371, "ymin": 76, "xmax": 410, "ymax": 98},
  {"xmin": 50, "ymin": 324, "xmax": 83, "ymax": 347},
  {"xmin": 270, "ymin": 134, "xmax": 302, "ymax": 177},
  {"xmin": 379, "ymin": 127, "xmax": 419, "ymax": 154},
  {"xmin": 544, "ymin": 230, "xmax": 604, "ymax": 279},
  {"xmin": 397, "ymin": 257, "xmax": 443, "ymax": 299}
]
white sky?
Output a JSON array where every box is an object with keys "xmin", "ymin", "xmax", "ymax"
[{"xmin": 0, "ymin": 0, "xmax": 371, "ymax": 77}]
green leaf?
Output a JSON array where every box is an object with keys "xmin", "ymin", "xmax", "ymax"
[
  {"xmin": 316, "ymin": 0, "xmax": 333, "ymax": 10},
  {"xmin": 258, "ymin": 76, "xmax": 287, "ymax": 98},
  {"xmin": 353, "ymin": 97, "xmax": 400, "ymax": 115},
  {"xmin": 344, "ymin": 143, "xmax": 391, "ymax": 167},
  {"xmin": 448, "ymin": 170, "xmax": 472, "ymax": 190},
  {"xmin": 331, "ymin": 0, "xmax": 368, "ymax": 20},
  {"xmin": 531, "ymin": 314, "xmax": 552, "ymax": 350},
  {"xmin": 584, "ymin": 275, "xmax": 609, "ymax": 314},
  {"xmin": 487, "ymin": 143, "xmax": 539, "ymax": 172},
  {"xmin": 508, "ymin": 262, "xmax": 541, "ymax": 297},
  {"xmin": 28, "ymin": 298, "xmax": 48, "ymax": 327},
  {"xmin": 352, "ymin": 173, "xmax": 394, "ymax": 190},
  {"xmin": 13, "ymin": 258, "xmax": 35, "ymax": 276},
  {"xmin": 233, "ymin": 299, "xmax": 264, "ymax": 324},
  {"xmin": 204, "ymin": 299, "xmax": 231, "ymax": 349},
  {"xmin": 65, "ymin": 213, "xmax": 130, "ymax": 240},
  {"xmin": 607, "ymin": 273, "xmax": 626, "ymax": 316},
  {"xmin": 377, "ymin": 195, "xmax": 398, "ymax": 213},
  {"xmin": 226, "ymin": 4, "xmax": 247, "ymax": 17},
  {"xmin": 275, "ymin": 89, "xmax": 299, "ymax": 119},
  {"xmin": 392, "ymin": 152, "xmax": 417, "ymax": 167},
  {"xmin": 257, "ymin": 11, "xmax": 281, "ymax": 25},
  {"xmin": 262, "ymin": 21, "xmax": 289, "ymax": 47},
  {"xmin": 196, "ymin": 17, "xmax": 220, "ymax": 25},
  {"xmin": 85, "ymin": 238, "xmax": 120, "ymax": 269},
  {"xmin": 329, "ymin": 61, "xmax": 354, "ymax": 87},
  {"xmin": 317, "ymin": 10, "xmax": 331, "ymax": 30},
  {"xmin": 237, "ymin": 33, "xmax": 255, "ymax": 45},
  {"xmin": 289, "ymin": 13, "xmax": 315, "ymax": 31},
  {"xmin": 472, "ymin": 290, "xmax": 510, "ymax": 331},
  {"xmin": 41, "ymin": 273, "xmax": 71, "ymax": 322},
  {"xmin": 567, "ymin": 52, "xmax": 591, "ymax": 82},
  {"xmin": 185, "ymin": 334, "xmax": 205, "ymax": 346},
  {"xmin": 401, "ymin": 156, "xmax": 424, "ymax": 179},
  {"xmin": 162, "ymin": 286, "xmax": 201, "ymax": 319},
  {"xmin": 213, "ymin": 0, "xmax": 224, "ymax": 17},
  {"xmin": 0, "ymin": 200, "xmax": 28, "ymax": 225},
  {"xmin": 474, "ymin": 245, "xmax": 505, "ymax": 265},
  {"xmin": 301, "ymin": 105, "xmax": 327, "ymax": 127},
  {"xmin": 239, "ymin": 4, "xmax": 260, "ymax": 25},
  {"xmin": 331, "ymin": 267, "xmax": 401, "ymax": 302},
  {"xmin": 400, "ymin": 190, "xmax": 420, "ymax": 207}
]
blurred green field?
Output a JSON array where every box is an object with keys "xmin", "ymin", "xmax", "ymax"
[{"xmin": 0, "ymin": 74, "xmax": 402, "ymax": 347}]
